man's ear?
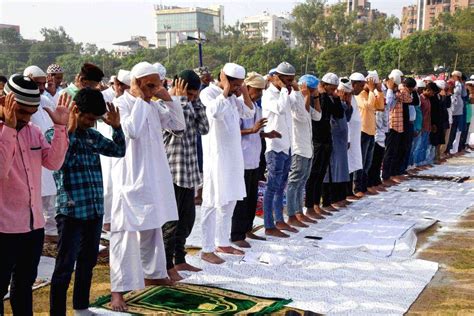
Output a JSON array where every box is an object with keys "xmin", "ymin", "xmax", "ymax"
[{"xmin": 74, "ymin": 106, "xmax": 80, "ymax": 114}]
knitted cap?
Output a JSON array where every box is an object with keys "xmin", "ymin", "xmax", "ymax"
[{"xmin": 4, "ymin": 74, "xmax": 41, "ymax": 107}]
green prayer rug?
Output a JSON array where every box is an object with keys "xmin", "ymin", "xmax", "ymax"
[{"xmin": 92, "ymin": 283, "xmax": 291, "ymax": 315}]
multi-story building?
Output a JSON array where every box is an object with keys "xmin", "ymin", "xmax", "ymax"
[
  {"xmin": 402, "ymin": 0, "xmax": 473, "ymax": 37},
  {"xmin": 240, "ymin": 12, "xmax": 295, "ymax": 47},
  {"xmin": 401, "ymin": 5, "xmax": 418, "ymax": 38},
  {"xmin": 0, "ymin": 24, "xmax": 20, "ymax": 33},
  {"xmin": 113, "ymin": 36, "xmax": 154, "ymax": 57},
  {"xmin": 155, "ymin": 5, "xmax": 224, "ymax": 49},
  {"xmin": 346, "ymin": 0, "xmax": 386, "ymax": 22}
]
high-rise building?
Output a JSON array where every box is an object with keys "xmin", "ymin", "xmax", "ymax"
[
  {"xmin": 155, "ymin": 5, "xmax": 224, "ymax": 49},
  {"xmin": 0, "ymin": 24, "xmax": 20, "ymax": 33},
  {"xmin": 240, "ymin": 12, "xmax": 295, "ymax": 48},
  {"xmin": 113, "ymin": 36, "xmax": 154, "ymax": 57},
  {"xmin": 401, "ymin": 5, "xmax": 418, "ymax": 38},
  {"xmin": 346, "ymin": 0, "xmax": 386, "ymax": 22},
  {"xmin": 402, "ymin": 0, "xmax": 474, "ymax": 37}
]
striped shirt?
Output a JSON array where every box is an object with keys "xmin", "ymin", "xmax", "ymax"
[{"xmin": 389, "ymin": 89, "xmax": 412, "ymax": 133}]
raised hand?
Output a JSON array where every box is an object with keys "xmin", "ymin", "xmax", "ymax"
[
  {"xmin": 252, "ymin": 118, "xmax": 267, "ymax": 134},
  {"xmin": 386, "ymin": 78, "xmax": 395, "ymax": 90},
  {"xmin": 300, "ymin": 82, "xmax": 310, "ymax": 97},
  {"xmin": 367, "ymin": 77, "xmax": 376, "ymax": 92},
  {"xmin": 155, "ymin": 86, "xmax": 172, "ymax": 102},
  {"xmin": 67, "ymin": 102, "xmax": 78, "ymax": 134},
  {"xmin": 129, "ymin": 77, "xmax": 145, "ymax": 100},
  {"xmin": 3, "ymin": 92, "xmax": 17, "ymax": 129},
  {"xmin": 103, "ymin": 102, "xmax": 121, "ymax": 129},
  {"xmin": 173, "ymin": 78, "xmax": 188, "ymax": 97},
  {"xmin": 220, "ymin": 70, "xmax": 231, "ymax": 97},
  {"xmin": 45, "ymin": 93, "xmax": 70, "ymax": 126}
]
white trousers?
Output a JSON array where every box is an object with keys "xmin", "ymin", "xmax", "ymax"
[
  {"xmin": 42, "ymin": 195, "xmax": 57, "ymax": 236},
  {"xmin": 103, "ymin": 191, "xmax": 112, "ymax": 224},
  {"xmin": 200, "ymin": 201, "xmax": 237, "ymax": 253},
  {"xmin": 110, "ymin": 229, "xmax": 168, "ymax": 292}
]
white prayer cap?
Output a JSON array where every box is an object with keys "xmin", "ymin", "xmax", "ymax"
[
  {"xmin": 389, "ymin": 72, "xmax": 402, "ymax": 85},
  {"xmin": 321, "ymin": 72, "xmax": 339, "ymax": 85},
  {"xmin": 390, "ymin": 69, "xmax": 404, "ymax": 77},
  {"xmin": 435, "ymin": 80, "xmax": 446, "ymax": 90},
  {"xmin": 117, "ymin": 70, "xmax": 131, "ymax": 86},
  {"xmin": 153, "ymin": 63, "xmax": 167, "ymax": 80},
  {"xmin": 338, "ymin": 77, "xmax": 353, "ymax": 93},
  {"xmin": 275, "ymin": 62, "xmax": 296, "ymax": 76},
  {"xmin": 451, "ymin": 70, "xmax": 462, "ymax": 78},
  {"xmin": 23, "ymin": 65, "xmax": 46, "ymax": 78},
  {"xmin": 423, "ymin": 76, "xmax": 434, "ymax": 82},
  {"xmin": 130, "ymin": 62, "xmax": 159, "ymax": 80},
  {"xmin": 466, "ymin": 80, "xmax": 474, "ymax": 85},
  {"xmin": 223, "ymin": 63, "xmax": 245, "ymax": 80},
  {"xmin": 470, "ymin": 75, "xmax": 474, "ymax": 80},
  {"xmin": 109, "ymin": 75, "xmax": 116, "ymax": 84},
  {"xmin": 366, "ymin": 70, "xmax": 380, "ymax": 84},
  {"xmin": 416, "ymin": 79, "xmax": 426, "ymax": 88},
  {"xmin": 349, "ymin": 72, "xmax": 366, "ymax": 82},
  {"xmin": 244, "ymin": 72, "xmax": 266, "ymax": 89}
]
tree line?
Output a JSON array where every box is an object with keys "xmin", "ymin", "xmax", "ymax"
[{"xmin": 0, "ymin": 2, "xmax": 472, "ymax": 82}]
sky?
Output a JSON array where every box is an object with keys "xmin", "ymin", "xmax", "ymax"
[{"xmin": 0, "ymin": 0, "xmax": 413, "ymax": 50}]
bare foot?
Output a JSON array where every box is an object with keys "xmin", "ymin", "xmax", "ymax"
[
  {"xmin": 44, "ymin": 235, "xmax": 59, "ymax": 244},
  {"xmin": 346, "ymin": 195, "xmax": 361, "ymax": 200},
  {"xmin": 233, "ymin": 239, "xmax": 251, "ymax": 248},
  {"xmin": 167, "ymin": 267, "xmax": 184, "ymax": 282},
  {"xmin": 144, "ymin": 277, "xmax": 175, "ymax": 286},
  {"xmin": 383, "ymin": 179, "xmax": 398, "ymax": 186},
  {"xmin": 354, "ymin": 191, "xmax": 365, "ymax": 198},
  {"xmin": 216, "ymin": 246, "xmax": 245, "ymax": 255},
  {"xmin": 246, "ymin": 232, "xmax": 266, "ymax": 241},
  {"xmin": 276, "ymin": 221, "xmax": 298, "ymax": 233},
  {"xmin": 375, "ymin": 185, "xmax": 387, "ymax": 192},
  {"xmin": 366, "ymin": 187, "xmax": 379, "ymax": 195},
  {"xmin": 287, "ymin": 216, "xmax": 309, "ymax": 228},
  {"xmin": 111, "ymin": 292, "xmax": 128, "ymax": 312},
  {"xmin": 295, "ymin": 213, "xmax": 317, "ymax": 223},
  {"xmin": 331, "ymin": 201, "xmax": 346, "ymax": 208},
  {"xmin": 265, "ymin": 228, "xmax": 289, "ymax": 238},
  {"xmin": 201, "ymin": 252, "xmax": 225, "ymax": 264},
  {"xmin": 175, "ymin": 262, "xmax": 202, "ymax": 272},
  {"xmin": 306, "ymin": 207, "xmax": 325, "ymax": 220}
]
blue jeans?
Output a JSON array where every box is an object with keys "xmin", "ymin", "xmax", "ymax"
[
  {"xmin": 264, "ymin": 150, "xmax": 291, "ymax": 229},
  {"xmin": 354, "ymin": 132, "xmax": 375, "ymax": 193},
  {"xmin": 410, "ymin": 132, "xmax": 422, "ymax": 166},
  {"xmin": 286, "ymin": 155, "xmax": 312, "ymax": 217},
  {"xmin": 417, "ymin": 131, "xmax": 431, "ymax": 165}
]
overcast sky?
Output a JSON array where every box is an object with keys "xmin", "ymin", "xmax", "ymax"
[{"xmin": 0, "ymin": 0, "xmax": 413, "ymax": 50}]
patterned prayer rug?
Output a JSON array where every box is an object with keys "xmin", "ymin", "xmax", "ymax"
[{"xmin": 92, "ymin": 284, "xmax": 291, "ymax": 315}]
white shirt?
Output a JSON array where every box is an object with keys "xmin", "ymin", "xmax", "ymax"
[
  {"xmin": 291, "ymin": 100, "xmax": 321, "ymax": 159},
  {"xmin": 111, "ymin": 91, "xmax": 185, "ymax": 232},
  {"xmin": 200, "ymin": 84, "xmax": 255, "ymax": 208},
  {"xmin": 102, "ymin": 86, "xmax": 116, "ymax": 103},
  {"xmin": 347, "ymin": 95, "xmax": 363, "ymax": 173},
  {"xmin": 44, "ymin": 87, "xmax": 62, "ymax": 105},
  {"xmin": 30, "ymin": 95, "xmax": 57, "ymax": 197},
  {"xmin": 239, "ymin": 102, "xmax": 262, "ymax": 170},
  {"xmin": 262, "ymin": 84, "xmax": 308, "ymax": 155}
]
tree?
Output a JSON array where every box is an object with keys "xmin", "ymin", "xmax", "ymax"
[
  {"xmin": 289, "ymin": 0, "xmax": 328, "ymax": 48},
  {"xmin": 362, "ymin": 39, "xmax": 402, "ymax": 77},
  {"xmin": 316, "ymin": 44, "xmax": 364, "ymax": 76}
]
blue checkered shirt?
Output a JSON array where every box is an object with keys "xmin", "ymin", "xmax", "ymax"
[{"xmin": 45, "ymin": 126, "xmax": 126, "ymax": 220}]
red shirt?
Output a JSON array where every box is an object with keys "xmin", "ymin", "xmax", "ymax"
[{"xmin": 420, "ymin": 94, "xmax": 431, "ymax": 132}]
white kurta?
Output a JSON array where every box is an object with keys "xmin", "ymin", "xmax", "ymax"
[
  {"xmin": 111, "ymin": 91, "xmax": 185, "ymax": 232},
  {"xmin": 347, "ymin": 95, "xmax": 363, "ymax": 173},
  {"xmin": 199, "ymin": 84, "xmax": 255, "ymax": 208},
  {"xmin": 31, "ymin": 95, "xmax": 57, "ymax": 197}
]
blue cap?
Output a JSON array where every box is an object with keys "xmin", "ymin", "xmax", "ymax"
[
  {"xmin": 298, "ymin": 74, "xmax": 319, "ymax": 89},
  {"xmin": 268, "ymin": 68, "xmax": 277, "ymax": 76}
]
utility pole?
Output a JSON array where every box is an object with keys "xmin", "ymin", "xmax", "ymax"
[
  {"xmin": 198, "ymin": 28, "xmax": 203, "ymax": 67},
  {"xmin": 453, "ymin": 53, "xmax": 459, "ymax": 70}
]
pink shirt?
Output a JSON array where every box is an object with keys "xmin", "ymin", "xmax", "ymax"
[{"xmin": 0, "ymin": 122, "xmax": 68, "ymax": 233}]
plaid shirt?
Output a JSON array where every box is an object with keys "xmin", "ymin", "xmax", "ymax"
[
  {"xmin": 45, "ymin": 126, "xmax": 126, "ymax": 220},
  {"xmin": 163, "ymin": 98, "xmax": 209, "ymax": 189},
  {"xmin": 389, "ymin": 89, "xmax": 412, "ymax": 133}
]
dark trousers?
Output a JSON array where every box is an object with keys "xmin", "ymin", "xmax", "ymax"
[
  {"xmin": 368, "ymin": 142, "xmax": 385, "ymax": 187},
  {"xmin": 305, "ymin": 143, "xmax": 332, "ymax": 208},
  {"xmin": 162, "ymin": 184, "xmax": 196, "ymax": 269},
  {"xmin": 400, "ymin": 123, "xmax": 414, "ymax": 174},
  {"xmin": 322, "ymin": 182, "xmax": 348, "ymax": 206},
  {"xmin": 382, "ymin": 129, "xmax": 402, "ymax": 180},
  {"xmin": 50, "ymin": 215, "xmax": 103, "ymax": 315},
  {"xmin": 231, "ymin": 168, "xmax": 259, "ymax": 241},
  {"xmin": 345, "ymin": 173, "xmax": 354, "ymax": 197},
  {"xmin": 446, "ymin": 115, "xmax": 463, "ymax": 153},
  {"xmin": 258, "ymin": 138, "xmax": 267, "ymax": 181},
  {"xmin": 0, "ymin": 228, "xmax": 44, "ymax": 316},
  {"xmin": 354, "ymin": 132, "xmax": 375, "ymax": 193},
  {"xmin": 459, "ymin": 122, "xmax": 471, "ymax": 151}
]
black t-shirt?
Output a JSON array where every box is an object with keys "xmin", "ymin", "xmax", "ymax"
[{"xmin": 312, "ymin": 93, "xmax": 344, "ymax": 145}]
